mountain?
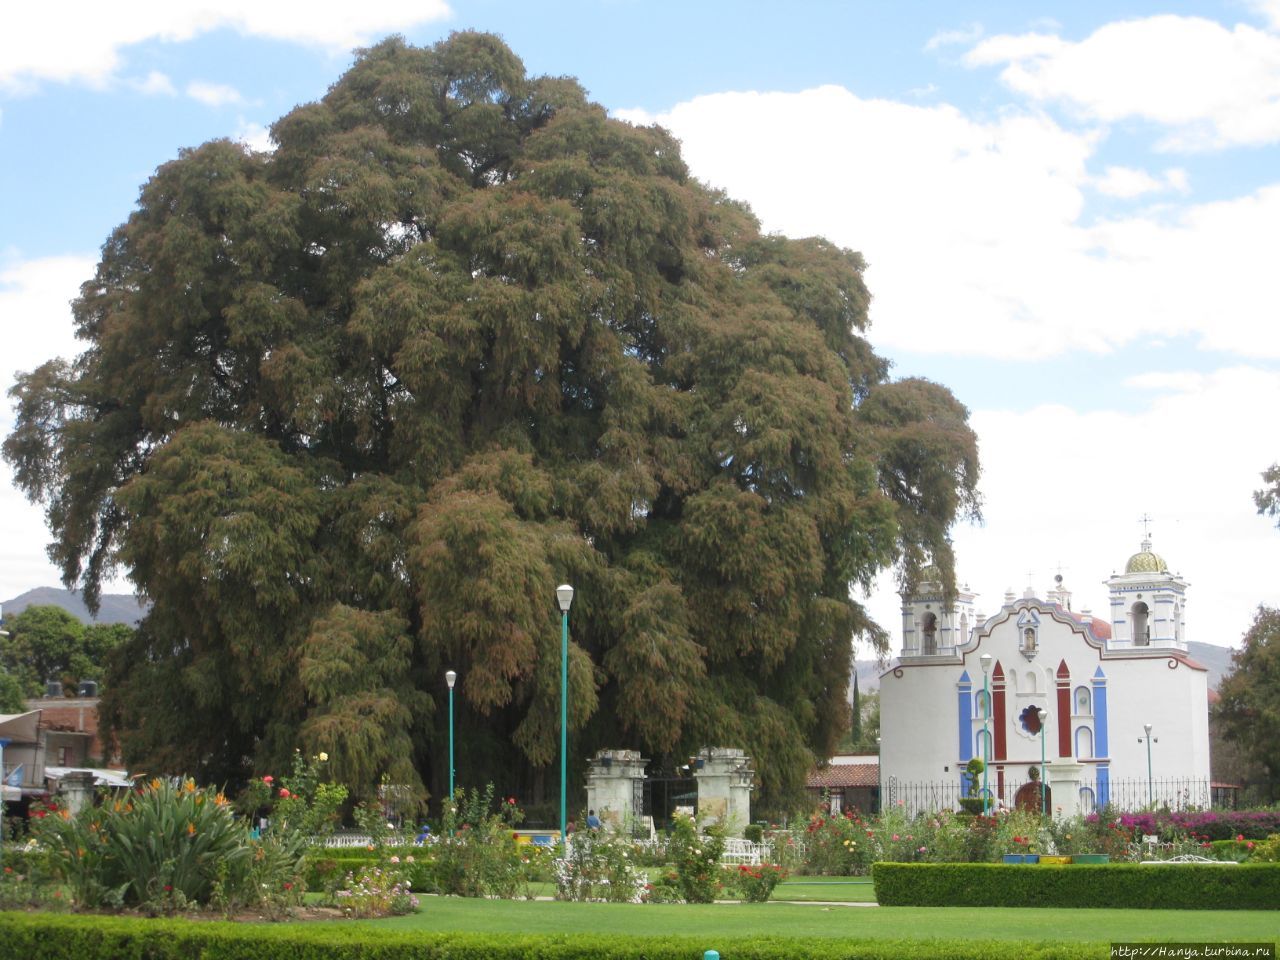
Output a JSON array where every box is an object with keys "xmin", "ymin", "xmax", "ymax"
[
  {"xmin": 1, "ymin": 587, "xmax": 148, "ymax": 625},
  {"xmin": 1187, "ymin": 640, "xmax": 1235, "ymax": 691}
]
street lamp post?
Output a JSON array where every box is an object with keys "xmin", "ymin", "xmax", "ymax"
[
  {"xmin": 445, "ymin": 671, "xmax": 457, "ymax": 803},
  {"xmin": 1037, "ymin": 708, "xmax": 1048, "ymax": 817},
  {"xmin": 0, "ymin": 737, "xmax": 9, "ymax": 875},
  {"xmin": 876, "ymin": 736, "xmax": 882, "ymax": 814},
  {"xmin": 1139, "ymin": 723, "xmax": 1157, "ymax": 808},
  {"xmin": 556, "ymin": 584, "xmax": 574, "ymax": 849},
  {"xmin": 980, "ymin": 654, "xmax": 992, "ymax": 815}
]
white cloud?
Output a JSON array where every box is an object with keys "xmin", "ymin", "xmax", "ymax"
[
  {"xmin": 623, "ymin": 86, "xmax": 1280, "ymax": 360},
  {"xmin": 863, "ymin": 366, "xmax": 1280, "ymax": 654},
  {"xmin": 235, "ymin": 120, "xmax": 275, "ymax": 153},
  {"xmin": 925, "ymin": 24, "xmax": 984, "ymax": 52},
  {"xmin": 129, "ymin": 70, "xmax": 176, "ymax": 96},
  {"xmin": 1093, "ymin": 165, "xmax": 1189, "ymax": 198},
  {"xmin": 187, "ymin": 80, "xmax": 243, "ymax": 107},
  {"xmin": 0, "ymin": 254, "xmax": 94, "ymax": 382},
  {"xmin": 0, "ymin": 2, "xmax": 452, "ymax": 92},
  {"xmin": 966, "ymin": 16, "xmax": 1280, "ymax": 150},
  {"xmin": 1251, "ymin": 0, "xmax": 1280, "ymax": 31}
]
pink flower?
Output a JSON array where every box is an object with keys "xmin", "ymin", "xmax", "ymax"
[
  {"xmin": 279, "ymin": 787, "xmax": 291, "ymax": 798},
  {"xmin": 262, "ymin": 775, "xmax": 274, "ymax": 784},
  {"xmin": 892, "ymin": 834, "xmax": 900, "ymax": 841}
]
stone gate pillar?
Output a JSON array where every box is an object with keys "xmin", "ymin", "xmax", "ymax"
[
  {"xmin": 59, "ymin": 770, "xmax": 96, "ymax": 816},
  {"xmin": 693, "ymin": 747, "xmax": 753, "ymax": 831},
  {"xmin": 584, "ymin": 749, "xmax": 647, "ymax": 830}
]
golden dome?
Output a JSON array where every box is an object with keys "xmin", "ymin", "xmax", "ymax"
[{"xmin": 1124, "ymin": 539, "xmax": 1168, "ymax": 574}]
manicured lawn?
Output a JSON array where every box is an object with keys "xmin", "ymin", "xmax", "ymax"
[{"xmin": 361, "ymin": 897, "xmax": 1278, "ymax": 943}]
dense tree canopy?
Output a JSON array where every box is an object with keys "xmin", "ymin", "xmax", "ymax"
[
  {"xmin": 0, "ymin": 605, "xmax": 129, "ymax": 698},
  {"xmin": 1215, "ymin": 606, "xmax": 1280, "ymax": 796},
  {"xmin": 3, "ymin": 33, "xmax": 979, "ymax": 806}
]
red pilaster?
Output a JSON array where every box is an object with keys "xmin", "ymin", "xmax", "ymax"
[{"xmin": 1056, "ymin": 659, "xmax": 1071, "ymax": 758}]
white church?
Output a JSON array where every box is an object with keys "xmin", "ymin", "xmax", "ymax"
[{"xmin": 879, "ymin": 537, "xmax": 1211, "ymax": 816}]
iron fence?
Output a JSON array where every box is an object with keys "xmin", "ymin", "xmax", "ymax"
[{"xmin": 881, "ymin": 776, "xmax": 1213, "ymax": 816}]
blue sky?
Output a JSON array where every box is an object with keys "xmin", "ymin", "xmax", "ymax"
[{"xmin": 2, "ymin": 1, "xmax": 1278, "ymax": 649}]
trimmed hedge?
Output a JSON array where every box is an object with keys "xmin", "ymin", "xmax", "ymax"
[
  {"xmin": 0, "ymin": 913, "xmax": 1112, "ymax": 960},
  {"xmin": 873, "ymin": 862, "xmax": 1280, "ymax": 909}
]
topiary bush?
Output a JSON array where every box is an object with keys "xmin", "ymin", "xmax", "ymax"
[{"xmin": 873, "ymin": 861, "xmax": 1280, "ymax": 909}]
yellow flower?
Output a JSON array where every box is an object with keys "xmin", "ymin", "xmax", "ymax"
[
  {"xmin": 186, "ymin": 822, "xmax": 196, "ymax": 837},
  {"xmin": 182, "ymin": 778, "xmax": 196, "ymax": 794},
  {"xmin": 318, "ymin": 752, "xmax": 329, "ymax": 762},
  {"xmin": 150, "ymin": 778, "xmax": 162, "ymax": 792},
  {"xmin": 214, "ymin": 792, "xmax": 228, "ymax": 807}
]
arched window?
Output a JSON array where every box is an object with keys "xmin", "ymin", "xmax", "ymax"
[
  {"xmin": 1131, "ymin": 601, "xmax": 1150, "ymax": 646},
  {"xmin": 1075, "ymin": 725, "xmax": 1094, "ymax": 759},
  {"xmin": 1074, "ymin": 685, "xmax": 1092, "ymax": 716},
  {"xmin": 960, "ymin": 612, "xmax": 970, "ymax": 643},
  {"xmin": 975, "ymin": 728, "xmax": 992, "ymax": 761},
  {"xmin": 975, "ymin": 690, "xmax": 990, "ymax": 718},
  {"xmin": 921, "ymin": 612, "xmax": 937, "ymax": 654},
  {"xmin": 1078, "ymin": 786, "xmax": 1097, "ymax": 813}
]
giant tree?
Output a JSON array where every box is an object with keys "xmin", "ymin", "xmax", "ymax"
[
  {"xmin": 1215, "ymin": 606, "xmax": 1280, "ymax": 799},
  {"xmin": 5, "ymin": 33, "xmax": 979, "ymax": 805}
]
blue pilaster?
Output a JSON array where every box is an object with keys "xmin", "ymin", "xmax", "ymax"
[{"xmin": 957, "ymin": 671, "xmax": 973, "ymax": 791}]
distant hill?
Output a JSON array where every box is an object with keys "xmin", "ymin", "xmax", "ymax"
[
  {"xmin": 1, "ymin": 587, "xmax": 148, "ymax": 625},
  {"xmin": 1187, "ymin": 640, "xmax": 1235, "ymax": 691}
]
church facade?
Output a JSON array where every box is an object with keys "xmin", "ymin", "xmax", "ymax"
[{"xmin": 878, "ymin": 538, "xmax": 1211, "ymax": 816}]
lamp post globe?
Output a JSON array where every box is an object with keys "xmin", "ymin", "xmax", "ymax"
[{"xmin": 557, "ymin": 585, "xmax": 574, "ymax": 849}]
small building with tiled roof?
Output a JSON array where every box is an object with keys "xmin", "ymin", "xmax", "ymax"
[
  {"xmin": 880, "ymin": 536, "xmax": 1211, "ymax": 816},
  {"xmin": 805, "ymin": 754, "xmax": 879, "ymax": 814}
]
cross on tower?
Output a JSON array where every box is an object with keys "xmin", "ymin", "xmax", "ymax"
[{"xmin": 1138, "ymin": 513, "xmax": 1153, "ymax": 539}]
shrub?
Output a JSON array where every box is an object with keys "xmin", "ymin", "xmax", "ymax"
[
  {"xmin": 333, "ymin": 862, "xmax": 420, "ymax": 917},
  {"xmin": 426, "ymin": 784, "xmax": 529, "ymax": 898},
  {"xmin": 802, "ymin": 810, "xmax": 872, "ymax": 875},
  {"xmin": 555, "ymin": 828, "xmax": 646, "ymax": 902},
  {"xmin": 0, "ymin": 912, "xmax": 1131, "ymax": 960},
  {"xmin": 728, "ymin": 862, "xmax": 788, "ymax": 902},
  {"xmin": 31, "ymin": 780, "xmax": 306, "ymax": 913},
  {"xmin": 1112, "ymin": 809, "xmax": 1280, "ymax": 842},
  {"xmin": 873, "ymin": 861, "xmax": 1280, "ymax": 909},
  {"xmin": 664, "ymin": 813, "xmax": 725, "ymax": 903},
  {"xmin": 743, "ymin": 823, "xmax": 764, "ymax": 844}
]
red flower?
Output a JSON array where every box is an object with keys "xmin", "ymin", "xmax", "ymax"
[
  {"xmin": 279, "ymin": 788, "xmax": 291, "ymax": 798},
  {"xmin": 263, "ymin": 775, "xmax": 274, "ymax": 784},
  {"xmin": 284, "ymin": 882, "xmax": 294, "ymax": 890},
  {"xmin": 164, "ymin": 885, "xmax": 172, "ymax": 893},
  {"xmin": 3, "ymin": 867, "xmax": 12, "ymax": 874}
]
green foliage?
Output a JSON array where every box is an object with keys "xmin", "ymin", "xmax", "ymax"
[
  {"xmin": 1255, "ymin": 462, "xmax": 1280, "ymax": 526},
  {"xmin": 1216, "ymin": 606, "xmax": 1280, "ymax": 787},
  {"xmin": 727, "ymin": 862, "xmax": 788, "ymax": 902},
  {"xmin": 30, "ymin": 778, "xmax": 305, "ymax": 913},
  {"xmin": 0, "ymin": 606, "xmax": 128, "ymax": 696},
  {"xmin": 0, "ymin": 671, "xmax": 25, "ymax": 713},
  {"xmin": 333, "ymin": 862, "xmax": 420, "ymax": 917},
  {"xmin": 873, "ymin": 861, "xmax": 1280, "ymax": 909},
  {"xmin": 0, "ymin": 910, "xmax": 1150, "ymax": 960},
  {"xmin": 427, "ymin": 784, "xmax": 531, "ymax": 897},
  {"xmin": 554, "ymin": 828, "xmax": 646, "ymax": 901},
  {"xmin": 4, "ymin": 32, "xmax": 982, "ymax": 806},
  {"xmin": 800, "ymin": 809, "xmax": 874, "ymax": 875},
  {"xmin": 664, "ymin": 813, "xmax": 726, "ymax": 902}
]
